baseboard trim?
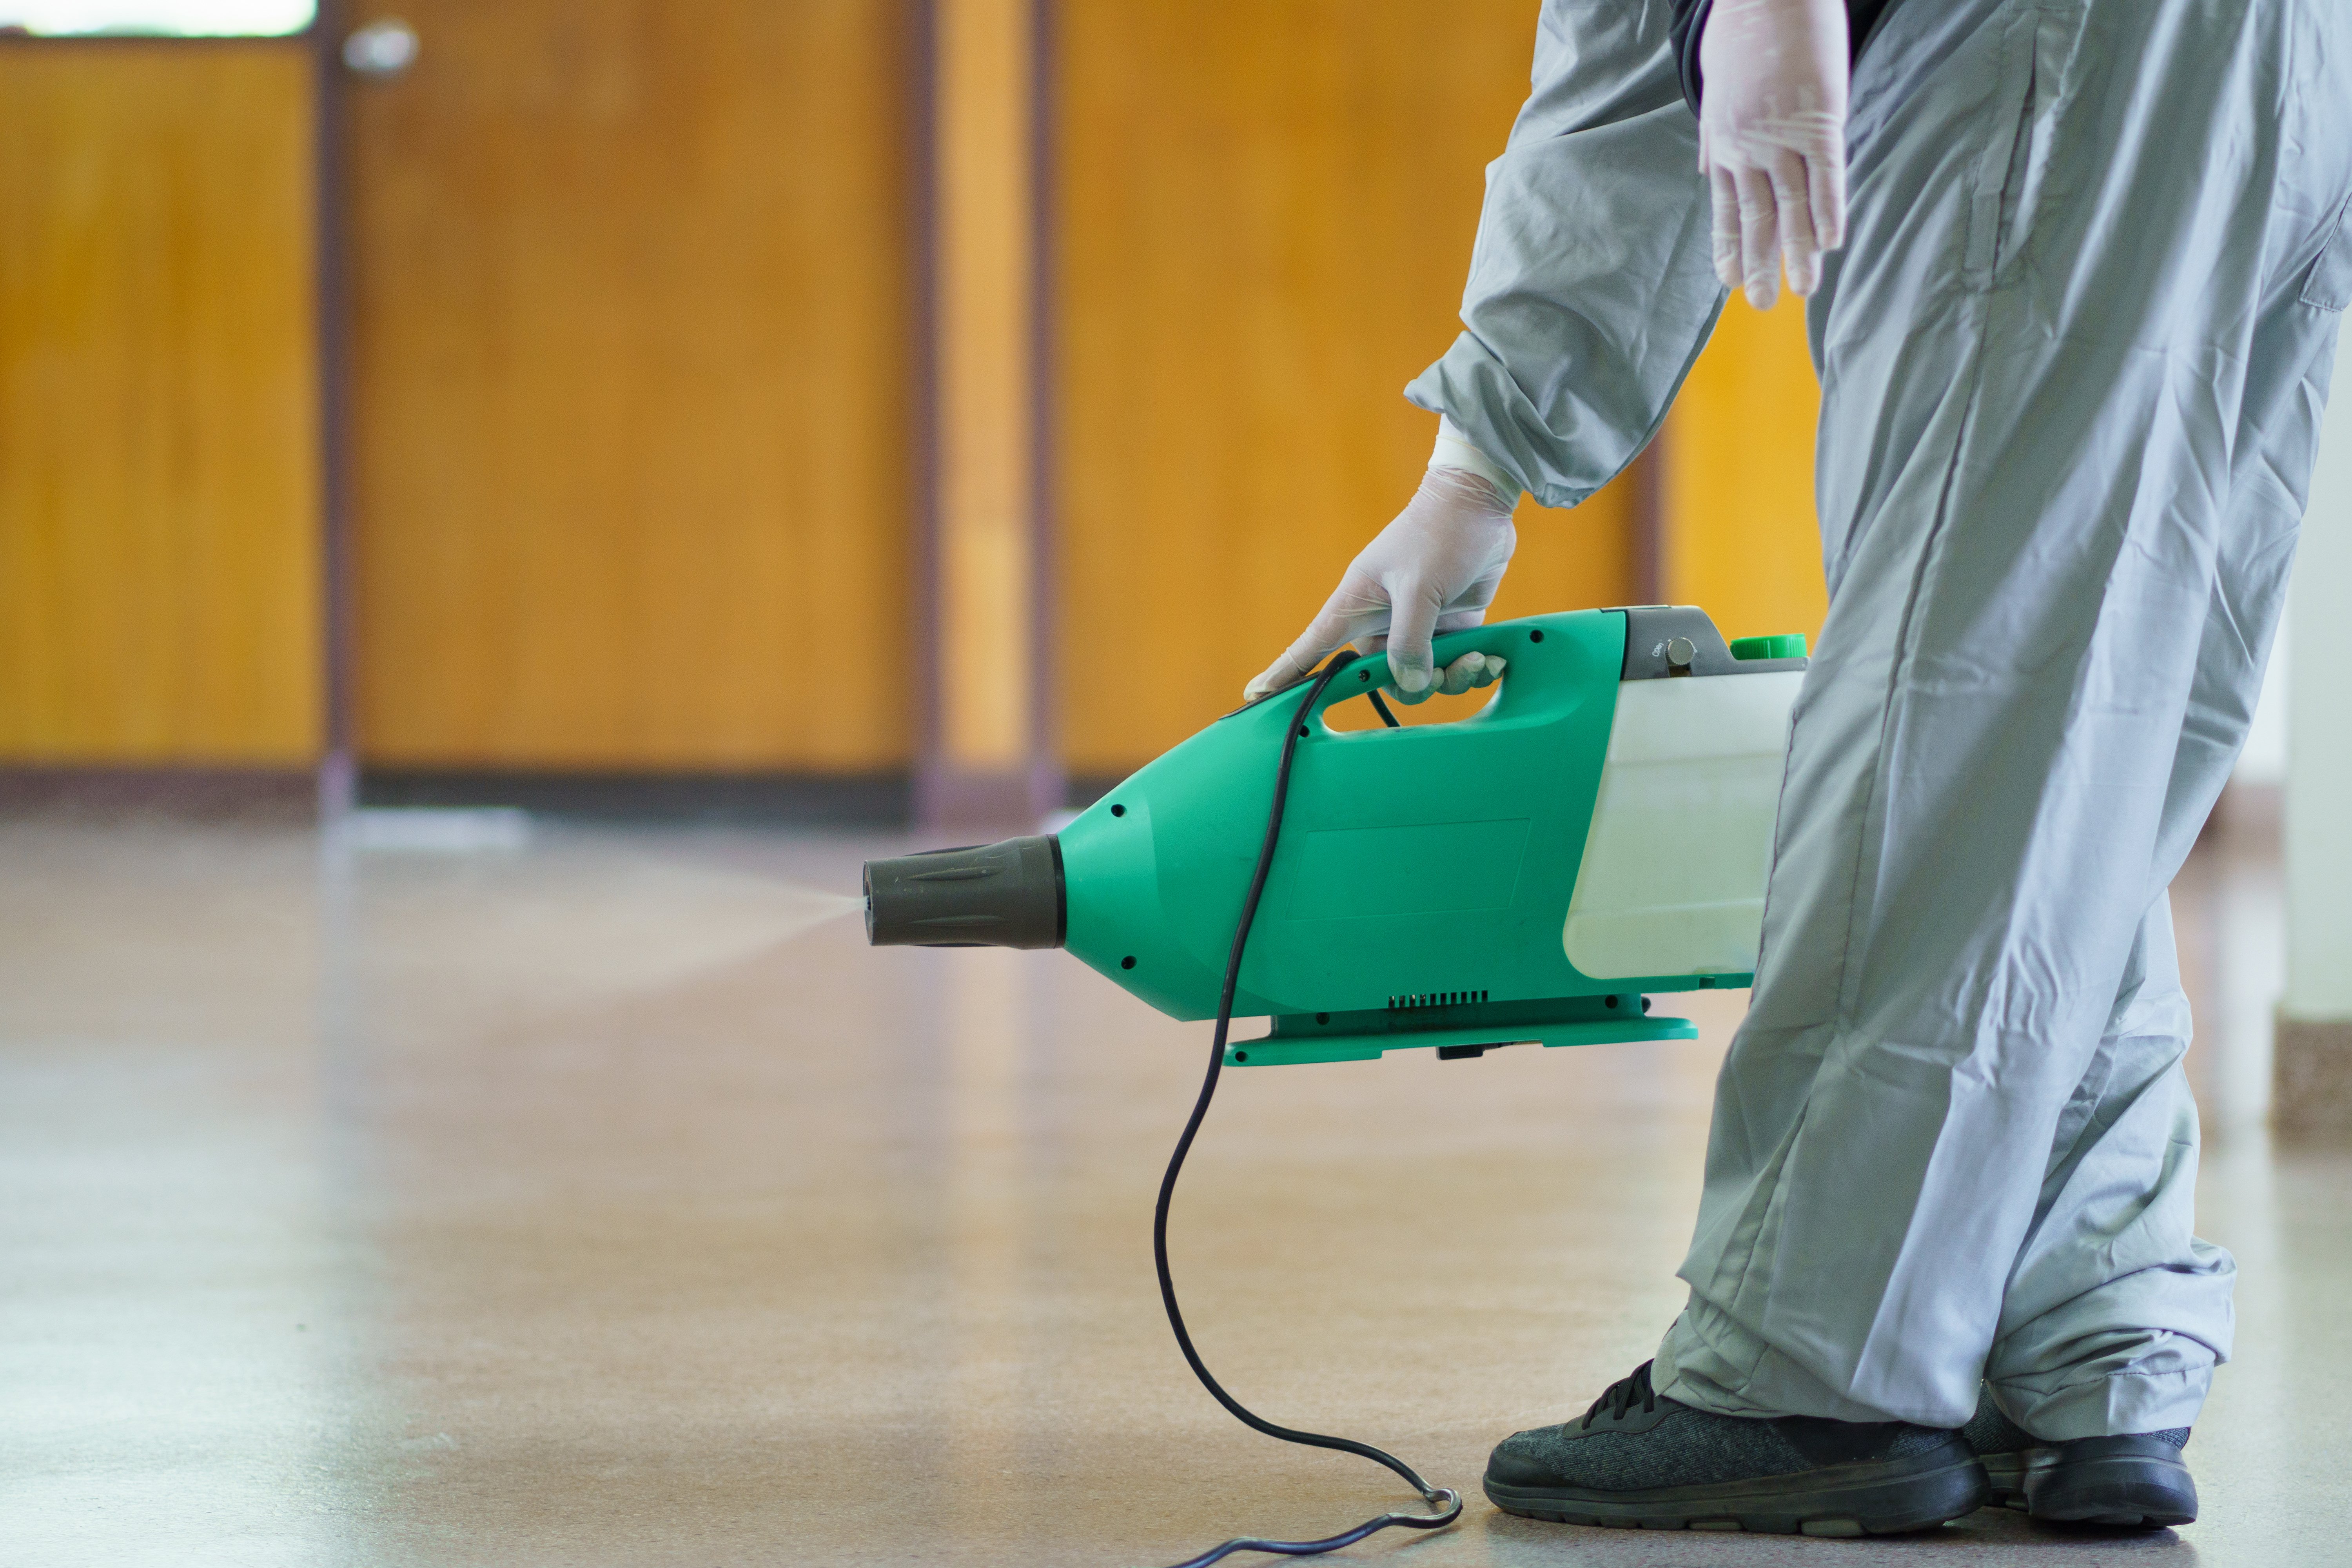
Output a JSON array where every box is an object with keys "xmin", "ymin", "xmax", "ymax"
[
  {"xmin": 2274, "ymin": 1015, "xmax": 2352, "ymax": 1135},
  {"xmin": 356, "ymin": 769, "xmax": 912, "ymax": 825},
  {"xmin": 0, "ymin": 764, "xmax": 1094, "ymax": 827},
  {"xmin": 0, "ymin": 766, "xmax": 318, "ymax": 821},
  {"xmin": 1064, "ymin": 773, "xmax": 1125, "ymax": 810},
  {"xmin": 2204, "ymin": 780, "xmax": 2283, "ymax": 849}
]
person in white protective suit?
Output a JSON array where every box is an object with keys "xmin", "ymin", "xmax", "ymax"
[{"xmin": 1247, "ymin": 0, "xmax": 2352, "ymax": 1535}]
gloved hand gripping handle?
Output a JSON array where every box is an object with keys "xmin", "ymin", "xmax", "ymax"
[
  {"xmin": 1258, "ymin": 619, "xmax": 1526, "ymax": 722},
  {"xmin": 1298, "ymin": 621, "xmax": 1534, "ymax": 729}
]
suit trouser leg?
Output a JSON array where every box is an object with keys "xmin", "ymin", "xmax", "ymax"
[
  {"xmin": 1986, "ymin": 99, "xmax": 2348, "ymax": 1434},
  {"xmin": 1651, "ymin": 0, "xmax": 2351, "ymax": 1429}
]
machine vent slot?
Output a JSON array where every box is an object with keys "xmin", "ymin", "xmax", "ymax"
[{"xmin": 1387, "ymin": 989, "xmax": 1489, "ymax": 1012}]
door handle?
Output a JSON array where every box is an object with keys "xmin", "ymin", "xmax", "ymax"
[{"xmin": 343, "ymin": 18, "xmax": 419, "ymax": 79}]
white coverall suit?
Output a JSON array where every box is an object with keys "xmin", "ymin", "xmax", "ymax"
[{"xmin": 1407, "ymin": 0, "xmax": 2352, "ymax": 1436}]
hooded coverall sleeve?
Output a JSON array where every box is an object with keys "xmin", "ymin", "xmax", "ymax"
[{"xmin": 1404, "ymin": 1, "xmax": 1725, "ymax": 511}]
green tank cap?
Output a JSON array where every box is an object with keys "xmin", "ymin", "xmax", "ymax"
[{"xmin": 1730, "ymin": 633, "xmax": 1808, "ymax": 661}]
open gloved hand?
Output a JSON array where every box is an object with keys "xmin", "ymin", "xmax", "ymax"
[
  {"xmin": 1697, "ymin": 0, "xmax": 1850, "ymax": 309},
  {"xmin": 1243, "ymin": 465, "xmax": 1516, "ymax": 707}
]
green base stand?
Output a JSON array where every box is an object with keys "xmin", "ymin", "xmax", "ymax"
[{"xmin": 1224, "ymin": 995, "xmax": 1702, "ymax": 1067}]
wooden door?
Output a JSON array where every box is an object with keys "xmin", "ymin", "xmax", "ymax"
[
  {"xmin": 347, "ymin": 0, "xmax": 917, "ymax": 772},
  {"xmin": 0, "ymin": 42, "xmax": 319, "ymax": 766}
]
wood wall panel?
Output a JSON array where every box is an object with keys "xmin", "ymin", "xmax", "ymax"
[
  {"xmin": 1662, "ymin": 292, "xmax": 1827, "ymax": 644},
  {"xmin": 350, "ymin": 0, "xmax": 915, "ymax": 770},
  {"xmin": 1054, "ymin": 1, "xmax": 1638, "ymax": 776},
  {"xmin": 935, "ymin": 0, "xmax": 1040, "ymax": 777},
  {"xmin": 0, "ymin": 43, "xmax": 319, "ymax": 765}
]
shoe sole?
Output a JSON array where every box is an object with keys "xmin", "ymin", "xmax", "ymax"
[
  {"xmin": 2029, "ymin": 1450, "xmax": 2197, "ymax": 1529},
  {"xmin": 1485, "ymin": 1451, "xmax": 1989, "ymax": 1536},
  {"xmin": 1978, "ymin": 1446, "xmax": 2197, "ymax": 1528}
]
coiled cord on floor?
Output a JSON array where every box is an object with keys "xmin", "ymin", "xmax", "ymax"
[{"xmin": 1150, "ymin": 652, "xmax": 1461, "ymax": 1568}]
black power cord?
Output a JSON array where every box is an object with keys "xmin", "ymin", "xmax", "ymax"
[{"xmin": 1150, "ymin": 652, "xmax": 1461, "ymax": 1568}]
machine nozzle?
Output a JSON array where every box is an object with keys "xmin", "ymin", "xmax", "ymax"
[{"xmin": 863, "ymin": 835, "xmax": 1065, "ymax": 949}]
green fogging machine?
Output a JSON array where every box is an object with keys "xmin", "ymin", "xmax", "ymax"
[
  {"xmin": 862, "ymin": 605, "xmax": 1807, "ymax": 1568},
  {"xmin": 866, "ymin": 606, "xmax": 1805, "ymax": 1064}
]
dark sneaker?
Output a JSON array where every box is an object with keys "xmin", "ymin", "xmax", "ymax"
[
  {"xmin": 1961, "ymin": 1384, "xmax": 2196, "ymax": 1526},
  {"xmin": 1484, "ymin": 1361, "xmax": 1988, "ymax": 1536}
]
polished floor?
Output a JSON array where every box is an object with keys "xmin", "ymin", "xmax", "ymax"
[{"xmin": 2, "ymin": 815, "xmax": 2345, "ymax": 1567}]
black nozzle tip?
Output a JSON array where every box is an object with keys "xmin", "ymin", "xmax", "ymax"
[{"xmin": 862, "ymin": 835, "xmax": 1065, "ymax": 950}]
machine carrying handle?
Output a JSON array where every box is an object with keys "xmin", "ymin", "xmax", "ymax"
[{"xmin": 1304, "ymin": 619, "xmax": 1543, "ymax": 724}]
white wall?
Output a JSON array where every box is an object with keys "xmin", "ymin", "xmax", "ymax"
[{"xmin": 2286, "ymin": 353, "xmax": 2352, "ymax": 1021}]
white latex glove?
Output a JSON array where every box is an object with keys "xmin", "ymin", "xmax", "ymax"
[
  {"xmin": 1243, "ymin": 465, "xmax": 1516, "ymax": 706},
  {"xmin": 1697, "ymin": 0, "xmax": 1849, "ymax": 310}
]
